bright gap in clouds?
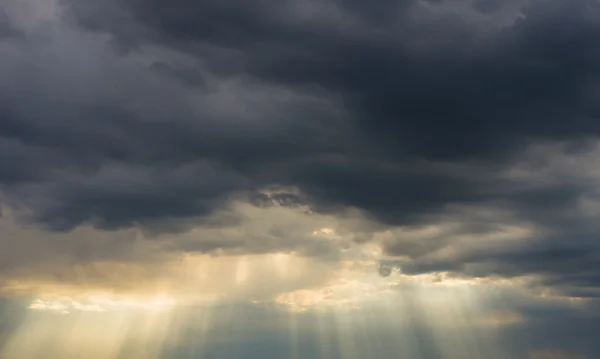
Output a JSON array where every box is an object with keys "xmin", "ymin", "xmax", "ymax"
[
  {"xmin": 0, "ymin": 196, "xmax": 595, "ymax": 359},
  {"xmin": 1, "ymin": 247, "xmax": 583, "ymax": 359}
]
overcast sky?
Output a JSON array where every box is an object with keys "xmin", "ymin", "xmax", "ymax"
[{"xmin": 1, "ymin": 0, "xmax": 600, "ymax": 358}]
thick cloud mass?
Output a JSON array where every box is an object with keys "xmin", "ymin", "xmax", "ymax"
[
  {"xmin": 5, "ymin": 2, "xmax": 600, "ymax": 358},
  {"xmin": 3, "ymin": 0, "xmax": 600, "ymax": 300}
]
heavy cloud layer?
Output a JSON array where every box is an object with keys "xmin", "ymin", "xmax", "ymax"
[{"xmin": 2, "ymin": 0, "xmax": 600, "ymax": 300}]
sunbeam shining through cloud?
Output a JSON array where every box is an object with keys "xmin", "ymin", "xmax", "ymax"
[{"xmin": 2, "ymin": 0, "xmax": 600, "ymax": 358}]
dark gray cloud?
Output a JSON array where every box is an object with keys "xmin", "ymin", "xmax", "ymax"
[
  {"xmin": 15, "ymin": 0, "xmax": 599, "ymax": 225},
  {"xmin": 3, "ymin": 0, "xmax": 600, "ymax": 299},
  {"xmin": 386, "ymin": 234, "xmax": 600, "ymax": 298},
  {"xmin": 69, "ymin": 0, "xmax": 600, "ymax": 161}
]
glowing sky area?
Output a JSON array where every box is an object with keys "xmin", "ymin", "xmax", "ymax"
[{"xmin": 2, "ymin": 0, "xmax": 600, "ymax": 358}]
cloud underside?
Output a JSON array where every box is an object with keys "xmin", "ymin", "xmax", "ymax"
[{"xmin": 2, "ymin": 0, "xmax": 600, "ymax": 305}]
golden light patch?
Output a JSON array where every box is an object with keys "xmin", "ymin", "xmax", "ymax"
[
  {"xmin": 6, "ymin": 252, "xmax": 338, "ymax": 311},
  {"xmin": 28, "ymin": 294, "xmax": 177, "ymax": 314},
  {"xmin": 311, "ymin": 227, "xmax": 337, "ymax": 237}
]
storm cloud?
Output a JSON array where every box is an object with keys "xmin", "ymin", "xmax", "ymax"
[
  {"xmin": 0, "ymin": 0, "xmax": 598, "ymax": 229},
  {"xmin": 2, "ymin": 0, "xmax": 600, "ymax": 332}
]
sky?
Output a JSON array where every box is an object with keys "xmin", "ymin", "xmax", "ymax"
[{"xmin": 1, "ymin": 0, "xmax": 600, "ymax": 358}]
